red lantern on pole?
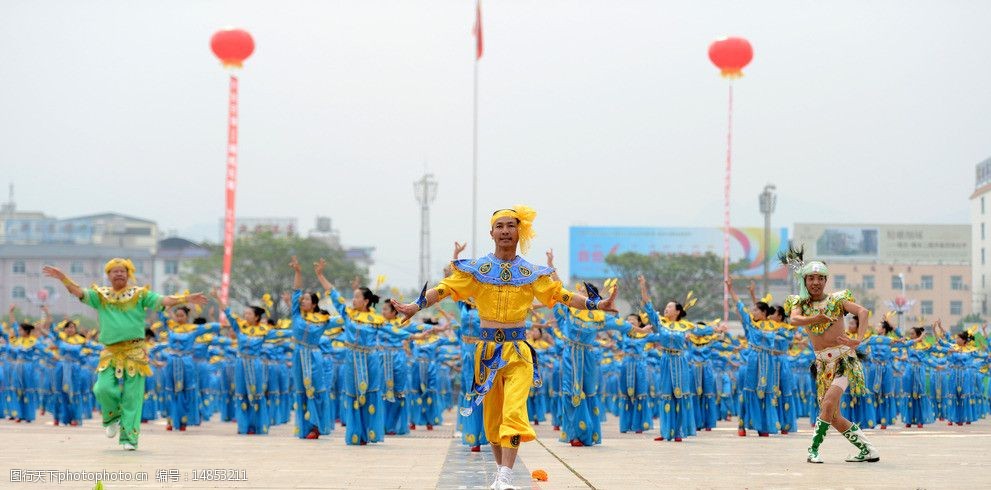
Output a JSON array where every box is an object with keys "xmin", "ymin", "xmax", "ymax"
[
  {"xmin": 210, "ymin": 28, "xmax": 255, "ymax": 69},
  {"xmin": 210, "ymin": 28, "xmax": 253, "ymax": 308},
  {"xmin": 709, "ymin": 36, "xmax": 753, "ymax": 322},
  {"xmin": 708, "ymin": 37, "xmax": 753, "ymax": 79}
]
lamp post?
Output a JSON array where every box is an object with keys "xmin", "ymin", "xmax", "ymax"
[
  {"xmin": 414, "ymin": 174, "xmax": 438, "ymax": 287},
  {"xmin": 898, "ymin": 272, "xmax": 906, "ymax": 330},
  {"xmin": 759, "ymin": 184, "xmax": 777, "ymax": 295}
]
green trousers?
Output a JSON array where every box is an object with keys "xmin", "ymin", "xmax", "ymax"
[{"xmin": 93, "ymin": 369, "xmax": 145, "ymax": 446}]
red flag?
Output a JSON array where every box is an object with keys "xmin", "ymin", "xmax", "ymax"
[{"xmin": 472, "ymin": 0, "xmax": 483, "ymax": 60}]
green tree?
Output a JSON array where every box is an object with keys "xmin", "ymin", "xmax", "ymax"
[
  {"xmin": 847, "ymin": 286, "xmax": 878, "ymax": 314},
  {"xmin": 183, "ymin": 232, "xmax": 365, "ymax": 312},
  {"xmin": 955, "ymin": 312, "xmax": 985, "ymax": 332},
  {"xmin": 603, "ymin": 251, "xmax": 747, "ymax": 320}
]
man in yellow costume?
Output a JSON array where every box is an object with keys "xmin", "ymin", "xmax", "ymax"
[{"xmin": 392, "ymin": 206, "xmax": 617, "ymax": 490}]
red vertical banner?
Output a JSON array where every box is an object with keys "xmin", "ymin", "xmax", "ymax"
[
  {"xmin": 473, "ymin": 0, "xmax": 483, "ymax": 60},
  {"xmin": 210, "ymin": 27, "xmax": 253, "ymax": 311},
  {"xmin": 722, "ymin": 84, "xmax": 733, "ymax": 322},
  {"xmin": 220, "ymin": 74, "xmax": 239, "ymax": 306}
]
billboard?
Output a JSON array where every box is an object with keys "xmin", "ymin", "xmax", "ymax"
[
  {"xmin": 221, "ymin": 217, "xmax": 299, "ymax": 240},
  {"xmin": 793, "ymin": 224, "xmax": 969, "ymax": 264},
  {"xmin": 569, "ymin": 226, "xmax": 789, "ymax": 279}
]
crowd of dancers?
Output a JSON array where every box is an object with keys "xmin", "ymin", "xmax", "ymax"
[{"xmin": 2, "ymin": 253, "xmax": 989, "ymax": 451}]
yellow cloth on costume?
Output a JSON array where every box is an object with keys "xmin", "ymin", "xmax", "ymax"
[
  {"xmin": 97, "ymin": 339, "xmax": 152, "ymax": 379},
  {"xmin": 477, "ymin": 341, "xmax": 537, "ymax": 448}
]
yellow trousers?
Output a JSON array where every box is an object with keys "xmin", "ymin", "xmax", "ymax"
[{"xmin": 476, "ymin": 340, "xmax": 536, "ymax": 448}]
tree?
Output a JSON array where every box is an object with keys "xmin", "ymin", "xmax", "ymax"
[
  {"xmin": 183, "ymin": 232, "xmax": 365, "ymax": 313},
  {"xmin": 955, "ymin": 313, "xmax": 984, "ymax": 333},
  {"xmin": 847, "ymin": 286, "xmax": 878, "ymax": 315},
  {"xmin": 603, "ymin": 251, "xmax": 747, "ymax": 320}
]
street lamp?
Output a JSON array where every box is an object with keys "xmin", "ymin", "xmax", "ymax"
[
  {"xmin": 414, "ymin": 174, "xmax": 438, "ymax": 287},
  {"xmin": 759, "ymin": 184, "xmax": 777, "ymax": 295},
  {"xmin": 898, "ymin": 272, "xmax": 906, "ymax": 329}
]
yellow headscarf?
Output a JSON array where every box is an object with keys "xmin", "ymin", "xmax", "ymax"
[
  {"xmin": 104, "ymin": 258, "xmax": 136, "ymax": 281},
  {"xmin": 490, "ymin": 205, "xmax": 537, "ymax": 254}
]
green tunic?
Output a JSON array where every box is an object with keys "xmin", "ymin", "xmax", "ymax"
[{"xmin": 81, "ymin": 286, "xmax": 163, "ymax": 345}]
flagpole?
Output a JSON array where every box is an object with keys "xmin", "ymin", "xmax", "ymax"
[
  {"xmin": 472, "ymin": 57, "xmax": 478, "ymax": 258},
  {"xmin": 471, "ymin": 0, "xmax": 483, "ymax": 258}
]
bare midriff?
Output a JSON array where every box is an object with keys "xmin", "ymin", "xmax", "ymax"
[
  {"xmin": 808, "ymin": 321, "xmax": 851, "ymax": 352},
  {"xmin": 481, "ymin": 320, "xmax": 527, "ymax": 330}
]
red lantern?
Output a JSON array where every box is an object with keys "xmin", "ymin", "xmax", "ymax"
[
  {"xmin": 708, "ymin": 37, "xmax": 753, "ymax": 79},
  {"xmin": 211, "ymin": 28, "xmax": 255, "ymax": 69}
]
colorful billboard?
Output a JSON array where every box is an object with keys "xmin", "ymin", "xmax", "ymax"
[
  {"xmin": 569, "ymin": 226, "xmax": 789, "ymax": 279},
  {"xmin": 792, "ymin": 224, "xmax": 970, "ymax": 264}
]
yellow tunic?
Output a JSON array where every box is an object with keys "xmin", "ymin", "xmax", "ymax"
[{"xmin": 436, "ymin": 268, "xmax": 572, "ymax": 323}]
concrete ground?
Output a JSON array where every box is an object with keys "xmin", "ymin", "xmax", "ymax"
[{"xmin": 2, "ymin": 413, "xmax": 990, "ymax": 489}]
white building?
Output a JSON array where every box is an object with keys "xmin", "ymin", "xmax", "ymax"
[{"xmin": 970, "ymin": 158, "xmax": 991, "ymax": 316}]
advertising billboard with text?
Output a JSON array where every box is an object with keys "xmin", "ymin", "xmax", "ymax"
[{"xmin": 569, "ymin": 226, "xmax": 789, "ymax": 279}]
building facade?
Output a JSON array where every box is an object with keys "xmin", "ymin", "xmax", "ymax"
[
  {"xmin": 153, "ymin": 237, "xmax": 210, "ymax": 296},
  {"xmin": 970, "ymin": 157, "xmax": 991, "ymax": 316},
  {"xmin": 0, "ymin": 244, "xmax": 154, "ymax": 318},
  {"xmin": 793, "ymin": 223, "xmax": 971, "ymax": 325}
]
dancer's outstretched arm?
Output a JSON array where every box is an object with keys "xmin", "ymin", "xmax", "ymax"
[{"xmin": 43, "ymin": 265, "xmax": 84, "ymax": 300}]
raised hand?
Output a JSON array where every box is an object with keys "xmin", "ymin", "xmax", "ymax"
[
  {"xmin": 596, "ymin": 284, "xmax": 620, "ymax": 314},
  {"xmin": 42, "ymin": 265, "xmax": 67, "ymax": 281},
  {"xmin": 546, "ymin": 248, "xmax": 555, "ymax": 267},
  {"xmin": 210, "ymin": 288, "xmax": 226, "ymax": 306},
  {"xmin": 289, "ymin": 256, "xmax": 301, "ymax": 273},
  {"xmin": 389, "ymin": 299, "xmax": 420, "ymax": 322},
  {"xmin": 748, "ymin": 280, "xmax": 756, "ymax": 295},
  {"xmin": 453, "ymin": 241, "xmax": 467, "ymax": 260},
  {"xmin": 314, "ymin": 258, "xmax": 327, "ymax": 276},
  {"xmin": 839, "ymin": 336, "xmax": 861, "ymax": 349},
  {"xmin": 186, "ymin": 293, "xmax": 209, "ymax": 306}
]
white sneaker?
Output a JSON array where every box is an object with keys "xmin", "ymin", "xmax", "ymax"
[
  {"xmin": 496, "ymin": 479, "xmax": 520, "ymax": 490},
  {"xmin": 121, "ymin": 443, "xmax": 137, "ymax": 451},
  {"xmin": 105, "ymin": 424, "xmax": 119, "ymax": 439},
  {"xmin": 495, "ymin": 467, "xmax": 520, "ymax": 490},
  {"xmin": 489, "ymin": 466, "xmax": 503, "ymax": 490}
]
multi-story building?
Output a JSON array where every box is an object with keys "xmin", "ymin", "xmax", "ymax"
[
  {"xmin": 153, "ymin": 237, "xmax": 210, "ymax": 296},
  {"xmin": 792, "ymin": 223, "xmax": 971, "ymax": 325},
  {"xmin": 970, "ymin": 157, "xmax": 991, "ymax": 316},
  {"xmin": 0, "ymin": 244, "xmax": 154, "ymax": 318}
]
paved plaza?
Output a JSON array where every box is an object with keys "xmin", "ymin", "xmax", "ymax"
[{"xmin": 2, "ymin": 414, "xmax": 990, "ymax": 489}]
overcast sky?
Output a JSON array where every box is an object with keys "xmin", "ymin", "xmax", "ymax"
[{"xmin": 2, "ymin": 1, "xmax": 988, "ymax": 288}]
